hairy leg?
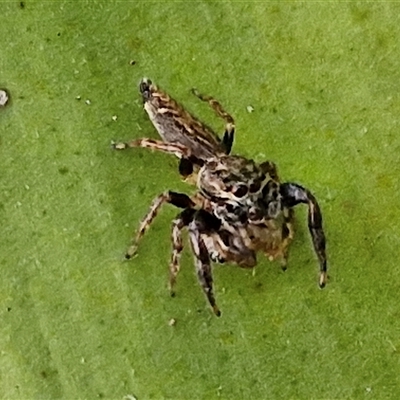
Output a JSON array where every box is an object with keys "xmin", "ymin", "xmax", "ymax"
[
  {"xmin": 280, "ymin": 182, "xmax": 327, "ymax": 287},
  {"xmin": 125, "ymin": 191, "xmax": 195, "ymax": 259},
  {"xmin": 169, "ymin": 208, "xmax": 196, "ymax": 296},
  {"xmin": 112, "ymin": 138, "xmax": 197, "ymax": 160},
  {"xmin": 188, "ymin": 218, "xmax": 221, "ymax": 316},
  {"xmin": 191, "ymin": 88, "xmax": 235, "ymax": 154}
]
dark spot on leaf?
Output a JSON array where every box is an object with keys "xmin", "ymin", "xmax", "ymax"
[{"xmin": 58, "ymin": 166, "xmax": 69, "ymax": 175}]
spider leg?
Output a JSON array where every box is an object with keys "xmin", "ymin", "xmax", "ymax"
[
  {"xmin": 280, "ymin": 183, "xmax": 327, "ymax": 288},
  {"xmin": 169, "ymin": 208, "xmax": 196, "ymax": 296},
  {"xmin": 188, "ymin": 214, "xmax": 221, "ymax": 316},
  {"xmin": 191, "ymin": 88, "xmax": 235, "ymax": 154},
  {"xmin": 125, "ymin": 191, "xmax": 195, "ymax": 259},
  {"xmin": 112, "ymin": 138, "xmax": 198, "ymax": 161}
]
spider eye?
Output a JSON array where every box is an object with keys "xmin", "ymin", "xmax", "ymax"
[
  {"xmin": 249, "ymin": 181, "xmax": 261, "ymax": 193},
  {"xmin": 233, "ymin": 184, "xmax": 248, "ymax": 198},
  {"xmin": 226, "ymin": 203, "xmax": 234, "ymax": 212}
]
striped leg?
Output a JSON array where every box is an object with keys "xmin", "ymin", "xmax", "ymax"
[
  {"xmin": 125, "ymin": 191, "xmax": 195, "ymax": 259},
  {"xmin": 169, "ymin": 209, "xmax": 196, "ymax": 296},
  {"xmin": 113, "ymin": 138, "xmax": 194, "ymax": 160},
  {"xmin": 191, "ymin": 88, "xmax": 235, "ymax": 154},
  {"xmin": 188, "ymin": 217, "xmax": 221, "ymax": 317}
]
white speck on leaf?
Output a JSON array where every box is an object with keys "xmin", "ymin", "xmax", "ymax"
[
  {"xmin": 0, "ymin": 90, "xmax": 9, "ymax": 107},
  {"xmin": 246, "ymin": 105, "xmax": 254, "ymax": 113}
]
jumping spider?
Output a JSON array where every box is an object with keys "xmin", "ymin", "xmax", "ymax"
[{"xmin": 113, "ymin": 78, "xmax": 327, "ymax": 316}]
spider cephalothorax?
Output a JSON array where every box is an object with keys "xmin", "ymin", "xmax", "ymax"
[{"xmin": 113, "ymin": 78, "xmax": 327, "ymax": 316}]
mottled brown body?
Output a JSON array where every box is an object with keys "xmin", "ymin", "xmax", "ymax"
[
  {"xmin": 113, "ymin": 78, "xmax": 327, "ymax": 315},
  {"xmin": 139, "ymin": 79, "xmax": 234, "ymax": 179}
]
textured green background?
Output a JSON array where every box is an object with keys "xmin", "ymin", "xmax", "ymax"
[{"xmin": 1, "ymin": 1, "xmax": 400, "ymax": 399}]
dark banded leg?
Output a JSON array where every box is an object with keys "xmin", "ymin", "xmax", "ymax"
[
  {"xmin": 191, "ymin": 88, "xmax": 235, "ymax": 154},
  {"xmin": 188, "ymin": 217, "xmax": 221, "ymax": 316},
  {"xmin": 280, "ymin": 183, "xmax": 327, "ymax": 287},
  {"xmin": 125, "ymin": 191, "xmax": 195, "ymax": 259},
  {"xmin": 169, "ymin": 208, "xmax": 196, "ymax": 296}
]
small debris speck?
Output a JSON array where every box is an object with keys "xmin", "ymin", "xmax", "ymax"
[
  {"xmin": 85, "ymin": 99, "xmax": 91, "ymax": 105},
  {"xmin": 246, "ymin": 105, "xmax": 254, "ymax": 113},
  {"xmin": 76, "ymin": 95, "xmax": 81, "ymax": 100},
  {"xmin": 0, "ymin": 89, "xmax": 9, "ymax": 107},
  {"xmin": 168, "ymin": 318, "xmax": 177, "ymax": 326},
  {"xmin": 124, "ymin": 395, "xmax": 137, "ymax": 400},
  {"xmin": 112, "ymin": 115, "xmax": 118, "ymax": 121},
  {"xmin": 129, "ymin": 60, "xmax": 136, "ymax": 66}
]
